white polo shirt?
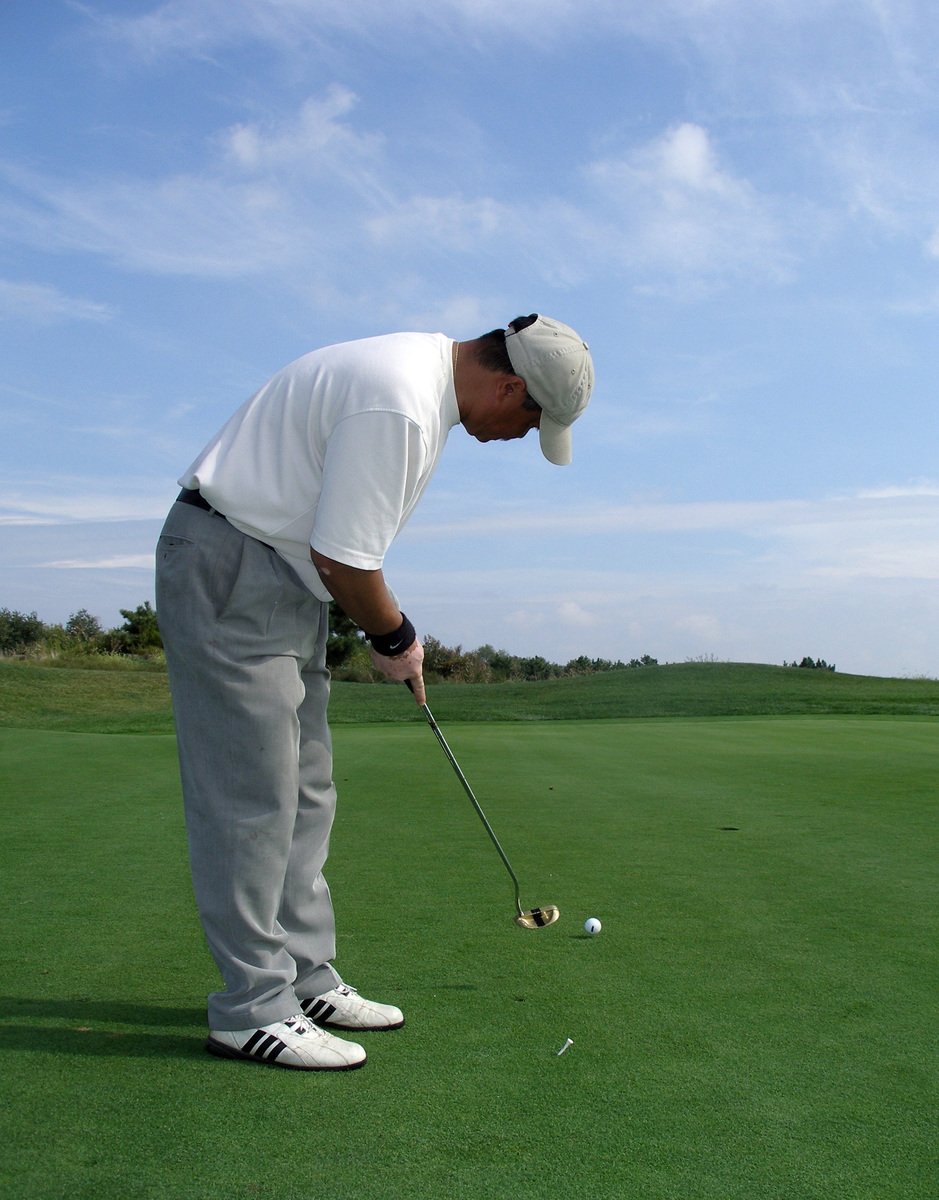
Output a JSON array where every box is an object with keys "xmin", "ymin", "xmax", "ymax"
[{"xmin": 179, "ymin": 332, "xmax": 461, "ymax": 601}]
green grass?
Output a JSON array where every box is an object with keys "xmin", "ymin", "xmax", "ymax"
[
  {"xmin": 0, "ymin": 659, "xmax": 174, "ymax": 734},
  {"xmin": 2, "ymin": 657, "xmax": 939, "ymax": 733},
  {"xmin": 1, "ymin": 714, "xmax": 936, "ymax": 1198}
]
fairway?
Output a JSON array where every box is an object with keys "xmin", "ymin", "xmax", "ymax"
[{"xmin": 1, "ymin": 717, "xmax": 936, "ymax": 1199}]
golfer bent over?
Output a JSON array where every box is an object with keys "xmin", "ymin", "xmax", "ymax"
[{"xmin": 155, "ymin": 315, "xmax": 594, "ymax": 1070}]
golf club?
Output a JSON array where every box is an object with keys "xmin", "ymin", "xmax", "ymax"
[{"xmin": 407, "ymin": 683, "xmax": 560, "ymax": 929}]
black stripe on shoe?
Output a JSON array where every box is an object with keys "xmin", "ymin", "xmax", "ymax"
[
  {"xmin": 246, "ymin": 1031, "xmax": 287, "ymax": 1062},
  {"xmin": 204, "ymin": 1029, "xmax": 291, "ymax": 1065},
  {"xmin": 301, "ymin": 998, "xmax": 337, "ymax": 1024}
]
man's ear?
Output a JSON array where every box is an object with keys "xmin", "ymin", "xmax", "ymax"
[{"xmin": 496, "ymin": 374, "xmax": 527, "ymax": 404}]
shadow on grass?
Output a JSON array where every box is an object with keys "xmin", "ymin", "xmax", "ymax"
[{"xmin": 0, "ymin": 996, "xmax": 205, "ymax": 1060}]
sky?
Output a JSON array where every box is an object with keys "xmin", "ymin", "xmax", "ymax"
[{"xmin": 1, "ymin": 0, "xmax": 938, "ymax": 678}]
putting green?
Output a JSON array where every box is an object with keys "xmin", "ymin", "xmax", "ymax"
[{"xmin": 1, "ymin": 718, "xmax": 935, "ymax": 1199}]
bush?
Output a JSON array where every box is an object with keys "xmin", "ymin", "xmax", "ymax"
[
  {"xmin": 0, "ymin": 608, "xmax": 46, "ymax": 655},
  {"xmin": 1, "ymin": 603, "xmax": 168, "ymax": 662},
  {"xmin": 65, "ymin": 609, "xmax": 103, "ymax": 644}
]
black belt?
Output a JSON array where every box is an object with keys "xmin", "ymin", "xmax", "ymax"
[{"xmin": 177, "ymin": 487, "xmax": 217, "ymax": 514}]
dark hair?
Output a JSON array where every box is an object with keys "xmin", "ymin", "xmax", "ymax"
[{"xmin": 473, "ymin": 313, "xmax": 539, "ymax": 375}]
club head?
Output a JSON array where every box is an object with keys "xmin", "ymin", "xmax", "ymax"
[{"xmin": 514, "ymin": 905, "xmax": 560, "ymax": 930}]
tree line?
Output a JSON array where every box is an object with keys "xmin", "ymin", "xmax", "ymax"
[
  {"xmin": 325, "ymin": 608, "xmax": 657, "ymax": 683},
  {"xmin": 1, "ymin": 603, "xmax": 837, "ymax": 679},
  {"xmin": 0, "ymin": 602, "xmax": 658, "ymax": 682}
]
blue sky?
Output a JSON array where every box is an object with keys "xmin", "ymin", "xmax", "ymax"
[{"xmin": 2, "ymin": 0, "xmax": 938, "ymax": 677}]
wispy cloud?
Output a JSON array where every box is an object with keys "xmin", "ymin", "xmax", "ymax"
[
  {"xmin": 79, "ymin": 0, "xmax": 631, "ymax": 59},
  {"xmin": 824, "ymin": 126, "xmax": 939, "ymax": 235},
  {"xmin": 85, "ymin": 0, "xmax": 936, "ymax": 58},
  {"xmin": 392, "ymin": 557, "xmax": 938, "ymax": 675},
  {"xmin": 0, "ymin": 278, "xmax": 115, "ymax": 323},
  {"xmin": 362, "ymin": 122, "xmax": 797, "ymax": 292},
  {"xmin": 41, "ymin": 554, "xmax": 154, "ymax": 570},
  {"xmin": 1, "ymin": 160, "xmax": 300, "ymax": 277},
  {"xmin": 406, "ymin": 487, "xmax": 939, "ymax": 582},
  {"xmin": 0, "ymin": 98, "xmax": 801, "ymax": 297},
  {"xmin": 62, "ymin": 0, "xmax": 938, "ymax": 302},
  {"xmin": 368, "ymin": 195, "xmax": 508, "ymax": 253},
  {"xmin": 0, "ymin": 87, "xmax": 395, "ymax": 281},
  {"xmin": 0, "ymin": 476, "xmax": 174, "ymax": 524},
  {"xmin": 856, "ymin": 482, "xmax": 939, "ymax": 499}
]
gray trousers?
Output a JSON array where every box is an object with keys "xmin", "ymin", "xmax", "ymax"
[{"xmin": 156, "ymin": 499, "xmax": 342, "ymax": 1030}]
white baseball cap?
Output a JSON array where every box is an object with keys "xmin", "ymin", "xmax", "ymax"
[{"xmin": 505, "ymin": 314, "xmax": 594, "ymax": 465}]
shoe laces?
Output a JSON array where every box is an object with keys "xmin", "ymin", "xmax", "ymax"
[{"xmin": 283, "ymin": 1013, "xmax": 326, "ymax": 1039}]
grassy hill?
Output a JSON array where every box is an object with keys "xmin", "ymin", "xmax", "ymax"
[{"xmin": 2, "ymin": 658, "xmax": 938, "ymax": 733}]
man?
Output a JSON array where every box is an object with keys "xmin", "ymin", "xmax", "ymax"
[{"xmin": 155, "ymin": 313, "xmax": 594, "ymax": 1071}]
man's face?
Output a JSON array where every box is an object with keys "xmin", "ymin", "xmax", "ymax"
[{"xmin": 466, "ymin": 379, "xmax": 542, "ymax": 445}]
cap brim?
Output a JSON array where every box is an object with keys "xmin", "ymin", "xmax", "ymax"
[{"xmin": 539, "ymin": 413, "xmax": 572, "ymax": 466}]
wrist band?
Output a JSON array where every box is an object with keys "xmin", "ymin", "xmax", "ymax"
[{"xmin": 367, "ymin": 613, "xmax": 415, "ymax": 657}]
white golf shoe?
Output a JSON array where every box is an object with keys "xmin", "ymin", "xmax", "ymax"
[
  {"xmin": 300, "ymin": 984, "xmax": 405, "ymax": 1031},
  {"xmin": 206, "ymin": 1012, "xmax": 366, "ymax": 1070}
]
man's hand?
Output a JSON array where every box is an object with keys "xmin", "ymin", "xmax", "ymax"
[{"xmin": 369, "ymin": 639, "xmax": 426, "ymax": 704}]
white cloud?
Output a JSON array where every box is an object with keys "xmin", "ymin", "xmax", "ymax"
[
  {"xmin": 586, "ymin": 123, "xmax": 793, "ymax": 283},
  {"xmin": 556, "ymin": 600, "xmax": 600, "ymax": 628},
  {"xmin": 856, "ymin": 482, "xmax": 939, "ymax": 499},
  {"xmin": 368, "ymin": 195, "xmax": 508, "ymax": 251},
  {"xmin": 221, "ymin": 88, "xmax": 391, "ymax": 205},
  {"xmin": 675, "ymin": 612, "xmax": 725, "ymax": 642},
  {"xmin": 225, "ymin": 87, "xmax": 359, "ymax": 163}
]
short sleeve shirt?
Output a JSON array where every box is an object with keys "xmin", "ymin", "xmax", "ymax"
[{"xmin": 179, "ymin": 332, "xmax": 460, "ymax": 601}]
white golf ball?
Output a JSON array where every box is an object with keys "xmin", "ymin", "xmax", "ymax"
[{"xmin": 584, "ymin": 917, "xmax": 602, "ymax": 935}]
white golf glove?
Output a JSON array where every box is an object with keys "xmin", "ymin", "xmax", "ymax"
[{"xmin": 369, "ymin": 638, "xmax": 426, "ymax": 704}]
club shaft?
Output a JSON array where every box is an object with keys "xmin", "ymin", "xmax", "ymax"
[{"xmin": 419, "ymin": 701, "xmax": 523, "ymax": 913}]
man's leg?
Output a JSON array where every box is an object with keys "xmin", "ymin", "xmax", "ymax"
[
  {"xmin": 156, "ymin": 501, "xmax": 326, "ymax": 1030},
  {"xmin": 279, "ymin": 612, "xmax": 343, "ymax": 998},
  {"xmin": 285, "ymin": 594, "xmax": 405, "ymax": 1031}
]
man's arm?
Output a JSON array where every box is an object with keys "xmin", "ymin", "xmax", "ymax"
[
  {"xmin": 310, "ymin": 548, "xmax": 425, "ymax": 703},
  {"xmin": 310, "ymin": 550, "xmax": 401, "ymax": 634}
]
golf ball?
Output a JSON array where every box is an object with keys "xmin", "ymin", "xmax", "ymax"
[{"xmin": 584, "ymin": 917, "xmax": 602, "ymax": 935}]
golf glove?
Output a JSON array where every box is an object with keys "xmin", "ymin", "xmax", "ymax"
[{"xmin": 370, "ymin": 638, "xmax": 425, "ymax": 704}]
